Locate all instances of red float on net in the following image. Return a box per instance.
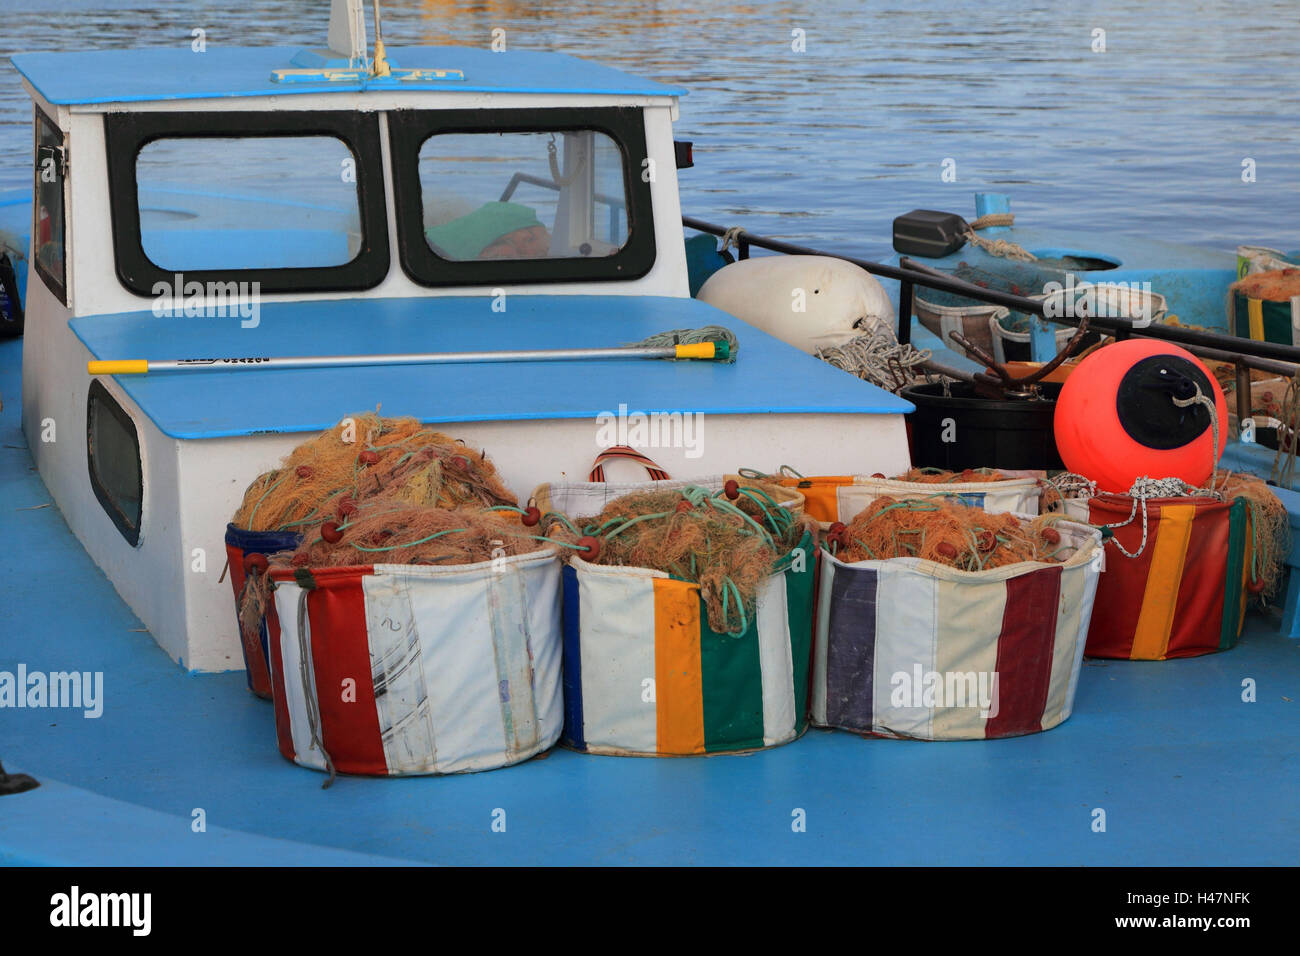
[1054,339,1227,493]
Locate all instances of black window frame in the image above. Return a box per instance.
[104,110,390,296]
[32,106,68,304]
[389,107,656,287]
[87,380,143,547]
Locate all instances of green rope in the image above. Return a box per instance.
[349,527,467,552]
[246,472,289,528]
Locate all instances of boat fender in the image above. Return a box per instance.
[697,255,895,355]
[1054,340,1227,493]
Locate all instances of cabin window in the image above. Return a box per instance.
[33,109,67,303]
[87,381,143,547]
[418,131,630,261]
[104,111,390,296]
[134,136,363,271]
[389,108,656,287]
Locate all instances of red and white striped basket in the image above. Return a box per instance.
[267,548,563,778]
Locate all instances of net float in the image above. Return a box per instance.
[1054,339,1227,492]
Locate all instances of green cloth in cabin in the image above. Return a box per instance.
[424,201,544,260]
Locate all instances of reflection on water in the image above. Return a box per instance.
[2,0,1298,258]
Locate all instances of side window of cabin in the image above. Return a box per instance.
[33,109,67,302]
[133,136,363,271]
[87,380,143,547]
[419,130,631,261]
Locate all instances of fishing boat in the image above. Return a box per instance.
[1,1,1297,868]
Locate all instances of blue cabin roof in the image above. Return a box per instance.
[10,45,687,105]
[70,295,912,440]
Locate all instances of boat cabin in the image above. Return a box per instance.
[9,15,912,671]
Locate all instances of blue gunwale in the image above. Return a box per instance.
[10,46,688,106]
[70,295,914,440]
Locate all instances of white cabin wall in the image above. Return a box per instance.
[641,104,689,298]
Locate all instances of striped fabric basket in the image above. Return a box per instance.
[224,523,302,699]
[561,530,815,756]
[774,472,1045,526]
[1230,268,1300,347]
[267,549,563,777]
[812,519,1104,740]
[1082,494,1250,660]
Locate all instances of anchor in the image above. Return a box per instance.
[947,316,1091,400]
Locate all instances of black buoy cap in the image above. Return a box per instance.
[1116,355,1214,450]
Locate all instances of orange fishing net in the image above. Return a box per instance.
[1231,268,1300,302]
[231,413,517,532]
[833,496,1073,570]
[1216,470,1290,603]
[894,467,1008,483]
[549,482,811,635]
[238,499,544,640]
[273,500,542,569]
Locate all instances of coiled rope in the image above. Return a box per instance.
[964,213,1037,262]
[814,326,933,391]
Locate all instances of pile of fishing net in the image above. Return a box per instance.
[1215,471,1290,603]
[549,482,812,635]
[829,496,1075,570]
[1230,268,1300,304]
[892,467,1010,483]
[231,413,523,650]
[231,413,517,533]
[273,501,544,570]
[238,499,545,642]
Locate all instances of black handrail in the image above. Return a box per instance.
[682,214,1298,426]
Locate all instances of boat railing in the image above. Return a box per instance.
[682,215,1298,427]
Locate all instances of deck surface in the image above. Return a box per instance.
[1,336,1297,866]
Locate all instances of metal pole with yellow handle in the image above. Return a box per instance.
[87,339,732,376]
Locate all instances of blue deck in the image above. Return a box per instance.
[10,46,686,105]
[2,335,1298,865]
[71,295,912,439]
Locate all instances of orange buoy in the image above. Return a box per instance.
[1054,340,1227,492]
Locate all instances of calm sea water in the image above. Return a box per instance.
[1,0,1297,260]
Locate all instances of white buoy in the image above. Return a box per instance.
[697,255,896,354]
